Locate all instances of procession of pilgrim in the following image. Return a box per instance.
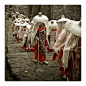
[11,11,81,81]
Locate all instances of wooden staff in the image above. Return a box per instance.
[71,42,79,81]
[38,37,39,65]
[71,48,75,80]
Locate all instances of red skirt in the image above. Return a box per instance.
[67,38,81,81]
[52,47,67,76]
[33,41,46,62]
[34,52,46,62]
[15,36,20,42]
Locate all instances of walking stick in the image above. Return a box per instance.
[28,41,30,58]
[38,38,39,65]
[53,50,61,80]
[70,48,75,81]
[71,42,79,81]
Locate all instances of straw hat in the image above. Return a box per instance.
[33,12,48,23]
[56,15,70,23]
[65,20,81,37]
[48,20,58,29]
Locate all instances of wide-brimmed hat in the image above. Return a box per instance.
[31,20,34,24]
[16,12,19,15]
[11,12,14,15]
[21,22,28,26]
[15,21,21,26]
[24,15,27,18]
[20,19,25,23]
[20,19,28,26]
[14,19,18,23]
[13,15,15,18]
[56,15,70,23]
[65,20,81,36]
[33,12,48,23]
[26,24,31,30]
[25,18,30,22]
[48,20,58,29]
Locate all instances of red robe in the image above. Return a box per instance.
[67,38,81,80]
[52,38,81,80]
[33,24,48,62]
[52,46,66,76]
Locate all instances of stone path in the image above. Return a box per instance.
[6,18,65,81]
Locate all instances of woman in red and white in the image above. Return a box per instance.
[21,23,31,51]
[52,15,70,78]
[14,20,21,42]
[18,19,28,49]
[47,20,58,52]
[15,12,20,18]
[62,20,81,81]
[31,12,49,64]
[12,19,18,36]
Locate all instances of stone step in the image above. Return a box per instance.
[7,52,28,58]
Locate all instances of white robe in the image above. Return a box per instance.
[18,26,28,40]
[53,22,66,54]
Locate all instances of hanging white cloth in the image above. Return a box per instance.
[31,12,49,46]
[53,21,68,54]
[62,20,81,69]
[62,32,80,68]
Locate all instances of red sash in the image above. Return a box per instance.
[51,29,57,31]
[37,26,46,31]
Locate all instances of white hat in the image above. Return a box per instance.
[65,20,81,37]
[25,18,30,22]
[20,21,28,26]
[31,20,34,24]
[11,12,14,15]
[16,12,19,14]
[13,15,15,17]
[48,20,58,29]
[21,14,23,16]
[18,18,22,21]
[14,19,18,23]
[20,19,25,23]
[26,24,31,30]
[15,21,21,26]
[33,12,48,23]
[24,15,27,17]
[56,15,70,23]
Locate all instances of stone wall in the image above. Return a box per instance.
[5,5,81,21]
[50,5,81,21]
[5,5,29,19]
